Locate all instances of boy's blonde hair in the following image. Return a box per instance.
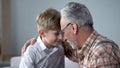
[36,8,61,32]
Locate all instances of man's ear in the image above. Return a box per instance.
[71,23,78,34]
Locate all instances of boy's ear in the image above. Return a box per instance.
[38,29,44,36]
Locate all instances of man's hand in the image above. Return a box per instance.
[21,37,37,56]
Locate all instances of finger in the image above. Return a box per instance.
[24,40,31,49]
[21,40,30,55]
[31,37,37,45]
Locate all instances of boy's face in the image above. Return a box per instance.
[43,30,62,47]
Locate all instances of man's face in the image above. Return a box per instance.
[43,30,62,47]
[60,18,78,49]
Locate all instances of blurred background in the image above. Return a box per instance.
[0,0,120,68]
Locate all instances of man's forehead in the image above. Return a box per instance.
[60,19,66,26]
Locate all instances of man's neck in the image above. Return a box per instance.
[76,27,93,48]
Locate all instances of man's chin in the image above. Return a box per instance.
[69,42,77,50]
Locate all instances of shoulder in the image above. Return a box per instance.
[20,45,37,65]
[91,40,120,58]
[23,43,38,57]
[25,41,42,53]
[89,41,120,66]
[24,45,34,55]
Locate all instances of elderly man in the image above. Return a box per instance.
[22,2,120,68]
[60,2,120,67]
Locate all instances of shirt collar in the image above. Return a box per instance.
[77,30,99,60]
[37,36,47,50]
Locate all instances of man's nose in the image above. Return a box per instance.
[58,34,67,42]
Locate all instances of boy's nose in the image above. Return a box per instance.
[58,34,63,41]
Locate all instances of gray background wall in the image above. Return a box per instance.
[8,1,120,67]
[10,0,120,56]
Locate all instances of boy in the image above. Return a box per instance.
[19,8,64,68]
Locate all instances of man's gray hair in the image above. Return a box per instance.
[61,2,93,28]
